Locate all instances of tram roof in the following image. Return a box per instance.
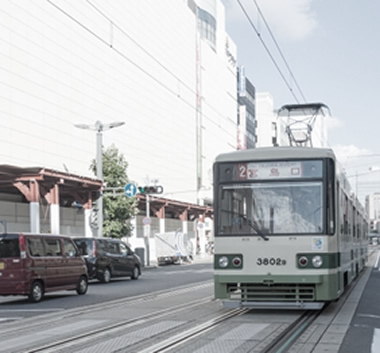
[215,147,336,163]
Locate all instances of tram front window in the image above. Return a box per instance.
[218,181,324,235]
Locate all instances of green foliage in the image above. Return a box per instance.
[91,144,138,238]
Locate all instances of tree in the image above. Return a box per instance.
[90,144,138,238]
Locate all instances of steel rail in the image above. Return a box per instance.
[260,254,378,353]
[0,280,212,337]
[25,295,215,353]
[138,308,249,353]
[261,310,319,353]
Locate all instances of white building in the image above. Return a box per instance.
[0,1,238,257]
[255,92,280,147]
[366,193,380,232]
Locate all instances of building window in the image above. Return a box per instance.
[197,7,216,49]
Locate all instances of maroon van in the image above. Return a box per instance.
[0,233,88,302]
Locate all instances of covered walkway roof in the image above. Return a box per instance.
[0,165,102,207]
[0,165,214,221]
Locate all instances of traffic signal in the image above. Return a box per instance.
[138,185,164,194]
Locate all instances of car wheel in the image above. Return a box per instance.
[131,265,140,280]
[101,268,111,283]
[76,275,88,295]
[29,281,44,303]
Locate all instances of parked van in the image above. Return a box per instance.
[73,237,141,283]
[0,233,88,302]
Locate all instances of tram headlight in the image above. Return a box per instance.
[218,256,229,268]
[312,255,323,268]
[232,256,242,267]
[299,256,308,267]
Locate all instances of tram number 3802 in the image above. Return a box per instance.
[256,258,287,266]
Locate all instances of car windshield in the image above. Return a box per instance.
[218,181,324,235]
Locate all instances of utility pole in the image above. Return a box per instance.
[144,194,150,266]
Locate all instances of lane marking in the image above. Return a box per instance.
[0,318,23,322]
[375,251,380,269]
[372,328,380,353]
[0,308,64,312]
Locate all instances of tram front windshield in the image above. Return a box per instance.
[218,181,324,235]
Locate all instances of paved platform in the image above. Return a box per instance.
[310,248,380,353]
[143,253,214,268]
[339,262,380,353]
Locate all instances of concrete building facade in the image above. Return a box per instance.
[237,66,256,150]
[0,0,238,259]
[366,193,380,232]
[255,92,279,147]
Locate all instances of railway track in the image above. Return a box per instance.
[1,259,374,353]
[0,281,215,353]
[0,281,212,336]
[22,301,313,353]
[27,296,218,353]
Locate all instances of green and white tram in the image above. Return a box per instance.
[213,147,368,309]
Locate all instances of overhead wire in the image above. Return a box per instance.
[235,1,379,200]
[251,0,307,103]
[236,0,303,104]
[47,0,238,138]
[236,1,333,147]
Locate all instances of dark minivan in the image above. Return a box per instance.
[0,233,88,302]
[73,237,142,283]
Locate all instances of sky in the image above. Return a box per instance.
[221,0,380,203]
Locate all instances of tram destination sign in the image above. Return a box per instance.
[235,160,323,180]
[238,161,301,180]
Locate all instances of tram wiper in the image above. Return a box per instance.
[239,214,269,241]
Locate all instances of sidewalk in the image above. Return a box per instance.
[338,265,380,353]
[143,253,214,269]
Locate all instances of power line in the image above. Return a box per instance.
[251,0,307,103]
[47,0,236,137]
[236,0,304,104]
[85,0,242,128]
[86,0,195,96]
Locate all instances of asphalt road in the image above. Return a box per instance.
[0,262,213,321]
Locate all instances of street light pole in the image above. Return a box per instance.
[96,125,104,238]
[74,120,125,237]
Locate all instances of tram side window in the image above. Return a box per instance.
[338,183,343,235]
[326,159,335,235]
[344,195,349,236]
[349,201,354,237]
[355,211,358,238]
[218,187,246,234]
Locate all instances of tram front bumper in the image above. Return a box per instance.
[214,273,340,303]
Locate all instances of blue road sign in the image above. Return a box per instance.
[124,183,137,198]
[143,217,151,225]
